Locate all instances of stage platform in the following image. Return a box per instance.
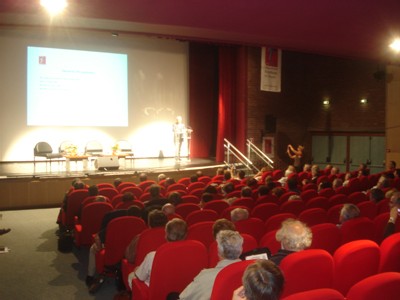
[0,157,225,210]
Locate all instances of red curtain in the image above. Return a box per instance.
[216,46,247,162]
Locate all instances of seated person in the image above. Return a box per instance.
[231,208,249,222]
[369,187,385,203]
[127,218,188,289]
[337,203,360,227]
[232,259,284,300]
[269,218,312,265]
[384,192,400,238]
[179,230,243,300]
[125,209,168,264]
[86,205,143,290]
[212,219,236,239]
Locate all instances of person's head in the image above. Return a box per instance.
[204,184,218,194]
[285,166,295,177]
[389,160,397,170]
[168,191,182,206]
[113,178,122,188]
[216,230,243,260]
[165,177,176,187]
[258,185,270,196]
[122,192,134,202]
[238,170,246,180]
[275,219,312,251]
[231,208,249,222]
[148,209,168,228]
[288,195,301,201]
[158,173,167,182]
[212,219,236,239]
[222,182,235,195]
[224,170,232,181]
[88,185,99,196]
[162,203,176,216]
[127,205,143,218]
[241,186,253,197]
[339,203,360,223]
[246,178,258,189]
[297,145,304,152]
[271,187,285,198]
[369,188,385,203]
[94,195,106,202]
[139,172,148,182]
[330,167,340,175]
[73,180,85,190]
[287,178,298,191]
[200,192,214,208]
[332,178,343,189]
[389,192,400,209]
[165,218,188,242]
[242,260,284,300]
[303,164,311,172]
[148,184,161,198]
[190,175,198,183]
[216,167,224,175]
[311,165,320,177]
[319,181,332,190]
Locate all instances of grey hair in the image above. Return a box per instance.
[275,219,312,251]
[230,208,249,222]
[216,230,243,260]
[340,203,360,222]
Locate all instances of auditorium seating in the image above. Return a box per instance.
[298,208,328,227]
[310,223,341,255]
[250,202,280,222]
[282,288,345,300]
[203,200,230,216]
[185,209,219,226]
[379,232,400,273]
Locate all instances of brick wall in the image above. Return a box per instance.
[247,47,386,167]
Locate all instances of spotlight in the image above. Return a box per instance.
[389,38,400,53]
[360,98,367,104]
[40,0,68,16]
[323,99,330,105]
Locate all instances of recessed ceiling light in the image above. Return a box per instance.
[40,0,68,16]
[389,38,400,53]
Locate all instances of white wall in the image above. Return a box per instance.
[0,26,188,161]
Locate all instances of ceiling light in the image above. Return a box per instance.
[360,98,367,104]
[323,99,330,105]
[389,38,400,53]
[40,0,68,16]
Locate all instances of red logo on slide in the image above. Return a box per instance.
[39,56,46,65]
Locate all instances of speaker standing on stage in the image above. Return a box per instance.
[173,116,186,160]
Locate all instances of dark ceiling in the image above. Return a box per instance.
[1,0,400,62]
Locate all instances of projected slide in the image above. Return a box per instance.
[27,46,128,126]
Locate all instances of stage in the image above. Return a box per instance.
[0,157,224,210]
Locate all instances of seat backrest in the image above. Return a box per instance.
[197,176,212,185]
[340,217,375,244]
[134,227,167,268]
[327,204,344,224]
[333,239,380,295]
[231,197,255,210]
[264,213,296,232]
[210,260,255,300]
[319,187,335,199]
[185,209,219,226]
[373,212,390,244]
[348,191,368,205]
[234,218,265,241]
[177,177,191,186]
[328,194,348,208]
[280,249,334,298]
[98,187,119,200]
[148,240,208,300]
[63,189,89,228]
[254,194,279,205]
[282,288,345,300]
[187,221,215,248]
[298,208,328,227]
[34,141,53,155]
[175,203,201,219]
[250,202,280,222]
[120,186,143,199]
[300,189,318,202]
[357,201,377,219]
[203,200,230,216]
[277,191,297,206]
[309,223,341,255]
[77,202,114,246]
[116,182,136,193]
[187,181,206,193]
[138,180,157,192]
[305,196,329,210]
[115,200,143,210]
[103,216,147,266]
[280,200,306,216]
[97,183,115,189]
[346,272,400,300]
[85,140,103,155]
[379,232,400,273]
[376,198,390,215]
[259,229,280,255]
[181,194,200,204]
[167,183,187,193]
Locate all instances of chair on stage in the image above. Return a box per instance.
[33,141,63,172]
[116,140,134,168]
[85,140,103,168]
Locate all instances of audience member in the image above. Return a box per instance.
[139,172,148,182]
[231,208,249,222]
[157,173,167,183]
[113,178,122,189]
[384,192,400,238]
[200,193,215,208]
[212,219,236,239]
[310,164,320,184]
[87,205,143,292]
[232,259,284,300]
[142,184,168,222]
[167,191,182,206]
[332,178,343,191]
[125,209,168,264]
[269,218,312,265]
[127,218,188,289]
[179,230,243,300]
[162,203,176,218]
[338,203,360,227]
[287,144,304,172]
[369,187,385,203]
[241,186,253,198]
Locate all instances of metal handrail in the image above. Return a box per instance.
[224,138,258,172]
[246,139,274,169]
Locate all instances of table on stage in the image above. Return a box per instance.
[64,155,89,172]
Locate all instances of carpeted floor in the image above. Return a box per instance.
[0,208,118,300]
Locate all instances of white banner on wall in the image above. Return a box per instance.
[260,47,282,92]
